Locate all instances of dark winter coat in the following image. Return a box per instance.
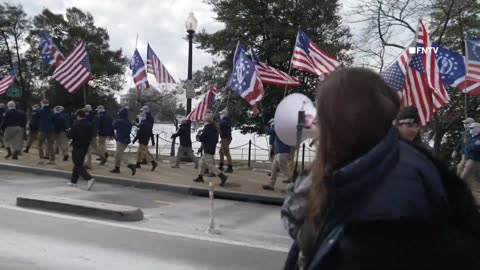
[53,113,68,133]
[171,122,192,147]
[145,112,155,145]
[268,128,290,154]
[62,111,71,129]
[113,108,132,145]
[199,123,218,155]
[68,118,94,148]
[96,112,114,137]
[133,120,151,145]
[38,105,54,133]
[464,132,480,161]
[220,117,232,140]
[0,108,5,126]
[86,111,98,136]
[1,109,25,130]
[282,128,480,270]
[30,109,40,132]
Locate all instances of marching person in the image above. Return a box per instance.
[0,103,5,148]
[193,112,228,186]
[1,101,25,160]
[85,104,105,168]
[139,105,155,164]
[37,99,55,164]
[96,105,114,163]
[53,106,69,161]
[218,110,233,173]
[24,104,40,153]
[67,109,95,190]
[132,112,158,171]
[282,67,480,269]
[171,119,198,169]
[453,117,475,176]
[111,107,136,175]
[262,125,292,191]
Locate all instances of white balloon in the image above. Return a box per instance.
[274,93,317,146]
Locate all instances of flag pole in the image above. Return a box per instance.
[284,31,299,97]
[464,35,469,119]
[83,84,87,106]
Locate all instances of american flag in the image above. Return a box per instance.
[227,46,264,109]
[186,86,218,121]
[130,48,149,92]
[40,32,65,67]
[291,31,341,78]
[52,41,93,94]
[465,39,480,83]
[382,49,438,126]
[147,44,175,84]
[0,66,17,95]
[415,19,449,106]
[250,48,300,87]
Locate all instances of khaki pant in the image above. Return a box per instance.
[175,145,198,168]
[86,137,102,167]
[114,142,132,167]
[199,154,219,176]
[38,132,55,161]
[460,159,480,185]
[26,131,38,148]
[4,126,24,152]
[219,138,232,165]
[137,144,152,163]
[54,132,69,156]
[267,153,292,187]
[98,136,107,157]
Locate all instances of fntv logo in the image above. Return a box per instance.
[408,47,439,54]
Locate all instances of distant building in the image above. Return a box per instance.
[120,88,139,109]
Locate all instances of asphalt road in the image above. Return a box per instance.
[0,170,291,269]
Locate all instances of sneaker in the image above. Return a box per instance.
[193,175,204,183]
[68,182,78,187]
[262,185,274,191]
[151,161,158,171]
[87,178,95,190]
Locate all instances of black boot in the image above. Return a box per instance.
[127,164,137,175]
[63,155,69,161]
[218,163,224,171]
[151,160,158,171]
[5,148,12,159]
[141,158,147,165]
[218,173,228,186]
[225,165,233,173]
[136,162,142,168]
[193,175,204,183]
[99,157,107,165]
[23,146,30,153]
[105,152,108,160]
[11,150,19,160]
[110,166,120,174]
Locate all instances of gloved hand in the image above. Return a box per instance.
[451,151,458,159]
[170,135,175,139]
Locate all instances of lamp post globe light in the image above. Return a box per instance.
[185,12,197,114]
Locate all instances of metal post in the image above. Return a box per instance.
[156,134,159,160]
[83,85,87,106]
[186,30,194,114]
[248,140,252,168]
[302,143,305,171]
[207,182,221,235]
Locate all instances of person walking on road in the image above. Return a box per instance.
[111,108,136,175]
[171,119,198,169]
[132,113,158,171]
[262,126,292,191]
[193,112,228,186]
[53,106,70,161]
[218,110,233,173]
[1,101,26,160]
[24,104,40,153]
[67,109,95,190]
[96,105,113,163]
[139,105,155,164]
[37,99,55,164]
[85,104,105,168]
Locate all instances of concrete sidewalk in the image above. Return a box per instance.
[0,148,287,205]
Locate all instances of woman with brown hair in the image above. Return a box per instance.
[281,67,480,270]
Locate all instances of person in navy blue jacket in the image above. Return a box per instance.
[282,67,480,270]
[53,106,69,161]
[96,105,114,164]
[139,105,155,164]
[262,124,291,191]
[0,103,6,148]
[110,108,136,175]
[132,113,158,171]
[1,101,25,159]
[84,104,105,168]
[24,104,40,153]
[37,99,55,163]
[218,110,233,173]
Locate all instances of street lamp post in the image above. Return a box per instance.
[185,12,197,114]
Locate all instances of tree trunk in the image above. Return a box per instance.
[14,33,28,109]
[1,30,14,68]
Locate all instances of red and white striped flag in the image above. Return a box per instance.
[291,31,341,78]
[147,44,176,84]
[465,39,480,83]
[250,48,300,86]
[52,41,93,94]
[416,19,449,106]
[186,86,218,121]
[0,66,17,95]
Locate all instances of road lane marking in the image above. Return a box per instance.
[0,204,290,253]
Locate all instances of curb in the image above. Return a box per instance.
[0,163,285,206]
[17,195,144,221]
